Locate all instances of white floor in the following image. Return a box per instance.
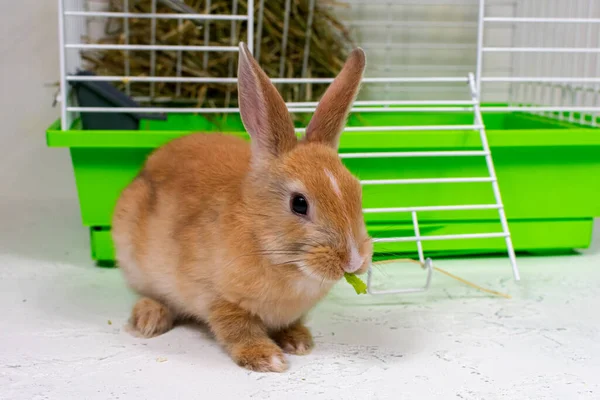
[1,180,599,400]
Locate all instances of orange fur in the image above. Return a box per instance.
[112,43,372,372]
[271,320,314,355]
[130,297,174,338]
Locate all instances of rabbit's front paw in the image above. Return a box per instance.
[272,322,314,355]
[129,297,174,338]
[232,340,288,372]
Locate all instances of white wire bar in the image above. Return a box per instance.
[482,77,600,83]
[362,42,476,51]
[363,204,501,214]
[80,94,475,111]
[224,0,239,107]
[123,0,131,96]
[295,125,482,133]
[469,74,520,281]
[367,258,433,296]
[412,212,425,264]
[569,1,582,122]
[360,177,494,185]
[175,17,183,96]
[367,212,431,296]
[58,0,68,130]
[481,106,600,112]
[521,0,535,111]
[287,100,476,107]
[279,0,292,78]
[484,17,600,23]
[475,0,485,100]
[64,44,238,51]
[484,47,600,53]
[150,0,157,98]
[63,11,249,20]
[247,0,253,54]
[374,232,508,243]
[301,0,316,78]
[66,106,478,114]
[551,0,566,120]
[349,20,477,28]
[580,0,595,124]
[345,0,513,4]
[65,76,468,84]
[254,0,265,59]
[593,0,600,127]
[383,5,394,101]
[506,0,519,107]
[339,151,488,159]
[536,1,550,118]
[202,0,211,70]
[559,0,572,121]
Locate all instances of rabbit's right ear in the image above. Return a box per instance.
[237,42,297,161]
[304,48,366,150]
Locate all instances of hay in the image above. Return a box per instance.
[81,0,353,109]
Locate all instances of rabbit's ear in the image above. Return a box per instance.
[304,48,366,150]
[237,42,297,159]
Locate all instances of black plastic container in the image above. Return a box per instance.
[70,70,166,130]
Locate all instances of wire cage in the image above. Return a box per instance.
[51,0,600,294]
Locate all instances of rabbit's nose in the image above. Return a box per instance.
[343,245,363,273]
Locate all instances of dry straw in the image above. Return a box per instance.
[82,0,353,109]
[373,258,512,299]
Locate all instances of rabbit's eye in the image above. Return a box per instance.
[291,194,308,216]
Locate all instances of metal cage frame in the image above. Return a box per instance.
[56,0,600,294]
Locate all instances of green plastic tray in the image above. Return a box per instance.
[47,110,600,262]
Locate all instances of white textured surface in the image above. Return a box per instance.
[0,194,599,399]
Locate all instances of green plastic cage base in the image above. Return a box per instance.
[47,109,600,263]
[88,219,595,263]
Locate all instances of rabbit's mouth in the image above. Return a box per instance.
[295,261,339,283]
[289,235,373,282]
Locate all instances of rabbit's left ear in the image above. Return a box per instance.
[237,42,297,160]
[304,48,366,150]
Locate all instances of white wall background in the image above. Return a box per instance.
[0,0,88,263]
[0,1,76,201]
